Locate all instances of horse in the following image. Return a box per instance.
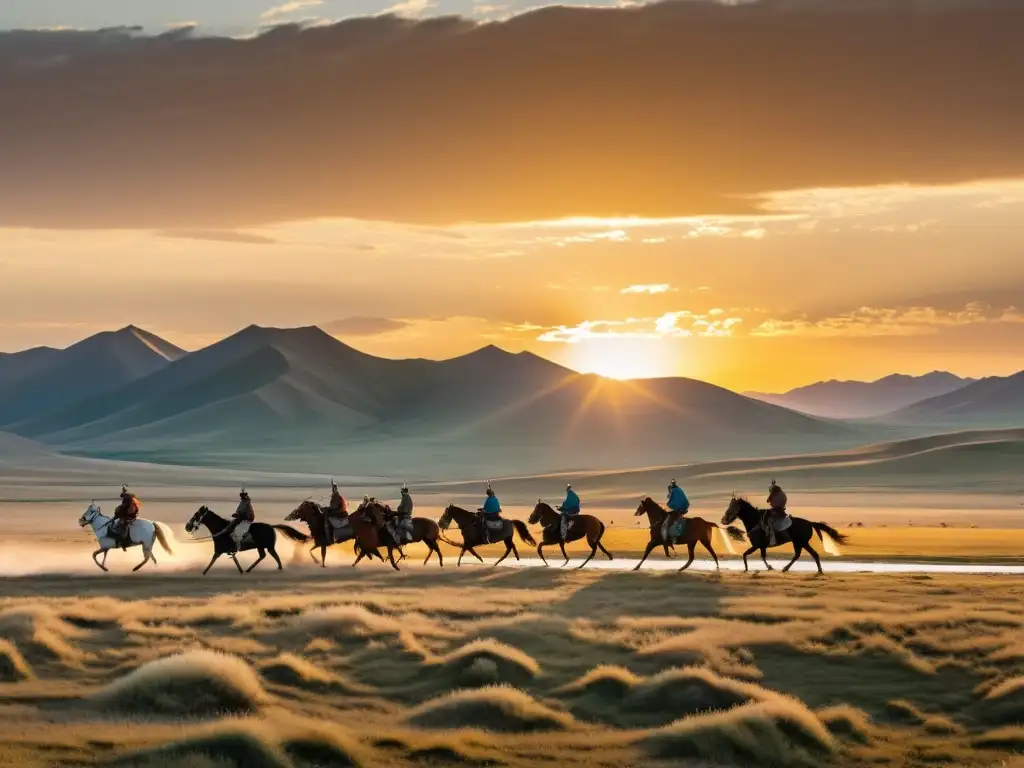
[367,501,455,568]
[78,503,175,572]
[344,503,407,570]
[721,496,848,574]
[184,505,308,575]
[285,499,358,567]
[527,500,613,568]
[634,497,745,572]
[438,504,536,566]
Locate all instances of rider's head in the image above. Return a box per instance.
[668,479,677,489]
[486,482,495,497]
[240,488,249,500]
[331,478,338,492]
[401,483,409,494]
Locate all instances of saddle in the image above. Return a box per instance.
[482,517,505,543]
[326,517,351,543]
[761,511,791,546]
[661,516,687,542]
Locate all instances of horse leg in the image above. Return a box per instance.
[92,549,109,572]
[203,552,221,575]
[308,544,320,564]
[423,546,433,565]
[663,543,674,558]
[760,547,773,571]
[387,546,400,571]
[132,548,152,572]
[511,540,520,561]
[269,547,283,570]
[634,540,657,571]
[701,536,720,570]
[246,548,267,573]
[597,535,613,560]
[803,541,823,574]
[677,542,696,572]
[468,547,484,563]
[352,550,366,567]
[741,545,757,572]
[577,539,598,570]
[435,541,444,567]
[232,554,244,574]
[537,542,550,566]
[493,541,513,566]
[559,541,569,567]
[457,547,466,567]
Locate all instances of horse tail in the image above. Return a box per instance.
[726,525,747,543]
[709,522,736,555]
[812,522,847,555]
[273,524,310,543]
[512,519,536,546]
[154,522,175,555]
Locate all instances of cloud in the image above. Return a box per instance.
[159,230,279,245]
[2,1,1023,229]
[320,317,411,336]
[751,303,1024,338]
[261,0,323,20]
[536,310,742,343]
[620,284,675,295]
[382,0,438,17]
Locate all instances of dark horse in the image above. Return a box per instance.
[721,496,849,574]
[367,501,456,568]
[438,504,536,566]
[527,501,613,569]
[285,500,358,567]
[347,503,401,570]
[185,505,309,575]
[634,497,746,572]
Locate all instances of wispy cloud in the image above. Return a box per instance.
[159,230,278,245]
[620,284,675,295]
[535,310,742,343]
[260,0,322,21]
[382,0,437,17]
[751,303,1024,338]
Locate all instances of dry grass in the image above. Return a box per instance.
[92,651,269,718]
[0,568,1020,766]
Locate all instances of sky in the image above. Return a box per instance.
[2,0,1023,393]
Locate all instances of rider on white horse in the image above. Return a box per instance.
[78,501,172,572]
[112,485,141,550]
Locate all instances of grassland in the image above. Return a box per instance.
[0,566,1022,767]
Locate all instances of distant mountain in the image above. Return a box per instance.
[884,370,1024,427]
[0,326,186,427]
[746,371,974,419]
[11,325,871,476]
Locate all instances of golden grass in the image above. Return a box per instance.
[93,650,269,717]
[0,569,1020,766]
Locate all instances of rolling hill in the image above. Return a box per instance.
[10,325,875,476]
[746,371,973,419]
[884,371,1024,427]
[0,326,185,427]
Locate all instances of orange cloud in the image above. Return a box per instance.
[2,0,1023,229]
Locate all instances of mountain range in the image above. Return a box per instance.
[745,372,975,419]
[1,325,1022,477]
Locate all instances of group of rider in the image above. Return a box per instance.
[109,476,790,550]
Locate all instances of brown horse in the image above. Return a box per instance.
[366,501,456,567]
[438,504,536,566]
[348,503,399,570]
[285,500,358,567]
[634,497,745,572]
[527,501,613,568]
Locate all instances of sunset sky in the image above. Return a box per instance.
[2,1,1023,392]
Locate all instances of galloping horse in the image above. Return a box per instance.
[285,500,356,567]
[78,503,174,572]
[438,504,536,566]
[347,503,399,570]
[634,497,745,572]
[185,506,308,575]
[367,501,454,568]
[528,501,612,568]
[722,496,848,574]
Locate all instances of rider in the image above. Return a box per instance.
[479,482,502,540]
[112,485,140,550]
[557,483,581,541]
[390,483,414,544]
[663,478,690,541]
[324,478,348,542]
[224,488,256,552]
[764,479,788,541]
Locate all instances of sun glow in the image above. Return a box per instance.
[569,339,673,380]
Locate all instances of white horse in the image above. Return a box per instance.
[77,503,174,572]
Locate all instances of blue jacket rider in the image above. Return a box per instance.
[481,483,502,516]
[664,479,690,539]
[559,484,581,514]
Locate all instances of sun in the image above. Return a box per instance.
[570,339,670,380]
